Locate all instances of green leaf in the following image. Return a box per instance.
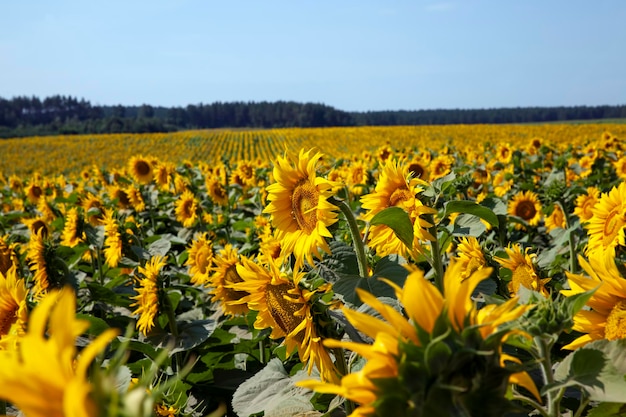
[587,403,626,417]
[148,237,172,257]
[450,213,487,237]
[333,256,408,306]
[314,240,360,282]
[562,286,598,317]
[442,200,499,227]
[370,207,414,250]
[75,314,111,336]
[147,319,217,355]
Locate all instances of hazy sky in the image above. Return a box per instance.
[2,1,625,112]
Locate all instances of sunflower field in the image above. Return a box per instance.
[2,124,626,417]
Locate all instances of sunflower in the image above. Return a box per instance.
[154,162,174,191]
[131,255,167,335]
[174,190,199,228]
[0,265,28,350]
[429,154,454,180]
[492,167,514,197]
[27,230,56,297]
[129,155,154,184]
[22,216,50,239]
[584,182,626,259]
[298,261,537,415]
[507,190,542,229]
[263,149,339,268]
[205,176,229,206]
[346,160,369,196]
[207,244,250,316]
[0,287,118,417]
[25,182,44,204]
[232,256,339,382]
[127,185,146,212]
[0,237,19,277]
[561,253,626,349]
[61,207,86,248]
[496,143,513,163]
[454,236,487,280]
[494,243,551,297]
[573,186,600,223]
[360,158,436,259]
[545,203,566,233]
[612,156,626,181]
[82,194,105,226]
[102,209,123,268]
[231,160,257,189]
[185,233,214,286]
[406,158,429,182]
[108,185,132,209]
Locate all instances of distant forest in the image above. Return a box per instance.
[1,95,625,138]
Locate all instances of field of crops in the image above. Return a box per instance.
[2,123,626,417]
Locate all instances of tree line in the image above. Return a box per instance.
[1,95,625,138]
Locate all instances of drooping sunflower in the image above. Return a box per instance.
[154,162,174,191]
[298,261,537,416]
[61,207,86,248]
[131,255,167,335]
[82,194,105,226]
[494,243,551,297]
[454,236,488,279]
[507,190,543,229]
[0,287,118,417]
[584,182,626,259]
[175,190,199,228]
[185,233,214,286]
[22,216,50,239]
[108,185,132,210]
[360,158,436,259]
[128,155,154,184]
[573,186,600,223]
[205,176,229,207]
[545,203,566,233]
[207,244,250,317]
[232,256,339,382]
[27,229,56,297]
[0,265,28,350]
[263,149,339,269]
[562,253,626,349]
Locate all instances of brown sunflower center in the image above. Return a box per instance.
[389,187,412,207]
[408,163,425,179]
[134,160,151,177]
[223,265,248,301]
[30,185,43,198]
[31,220,48,238]
[266,282,303,340]
[602,208,625,248]
[0,246,15,276]
[292,181,319,233]
[515,201,537,221]
[181,199,194,217]
[605,300,626,340]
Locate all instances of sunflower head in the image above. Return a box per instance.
[263,148,339,268]
[495,244,551,297]
[0,237,19,277]
[0,265,28,349]
[129,155,154,184]
[507,190,542,229]
[584,182,626,260]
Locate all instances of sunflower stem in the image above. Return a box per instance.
[333,347,356,415]
[427,221,444,292]
[0,401,5,416]
[335,198,369,278]
[511,394,549,417]
[534,335,560,417]
[557,200,577,274]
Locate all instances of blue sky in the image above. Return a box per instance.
[1,1,625,112]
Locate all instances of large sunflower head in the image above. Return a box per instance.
[360,158,436,258]
[205,175,229,207]
[494,243,551,297]
[507,190,543,229]
[263,148,339,269]
[584,182,626,260]
[61,207,86,248]
[562,252,626,349]
[298,261,536,415]
[454,236,487,280]
[232,256,339,382]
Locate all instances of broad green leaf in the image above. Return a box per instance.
[148,237,172,257]
[370,206,414,250]
[442,200,499,227]
[147,319,217,355]
[450,213,487,237]
[75,313,111,336]
[314,240,360,282]
[587,403,626,417]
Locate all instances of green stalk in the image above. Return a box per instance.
[534,335,560,417]
[426,216,444,292]
[334,198,369,278]
[333,347,356,415]
[557,200,577,274]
